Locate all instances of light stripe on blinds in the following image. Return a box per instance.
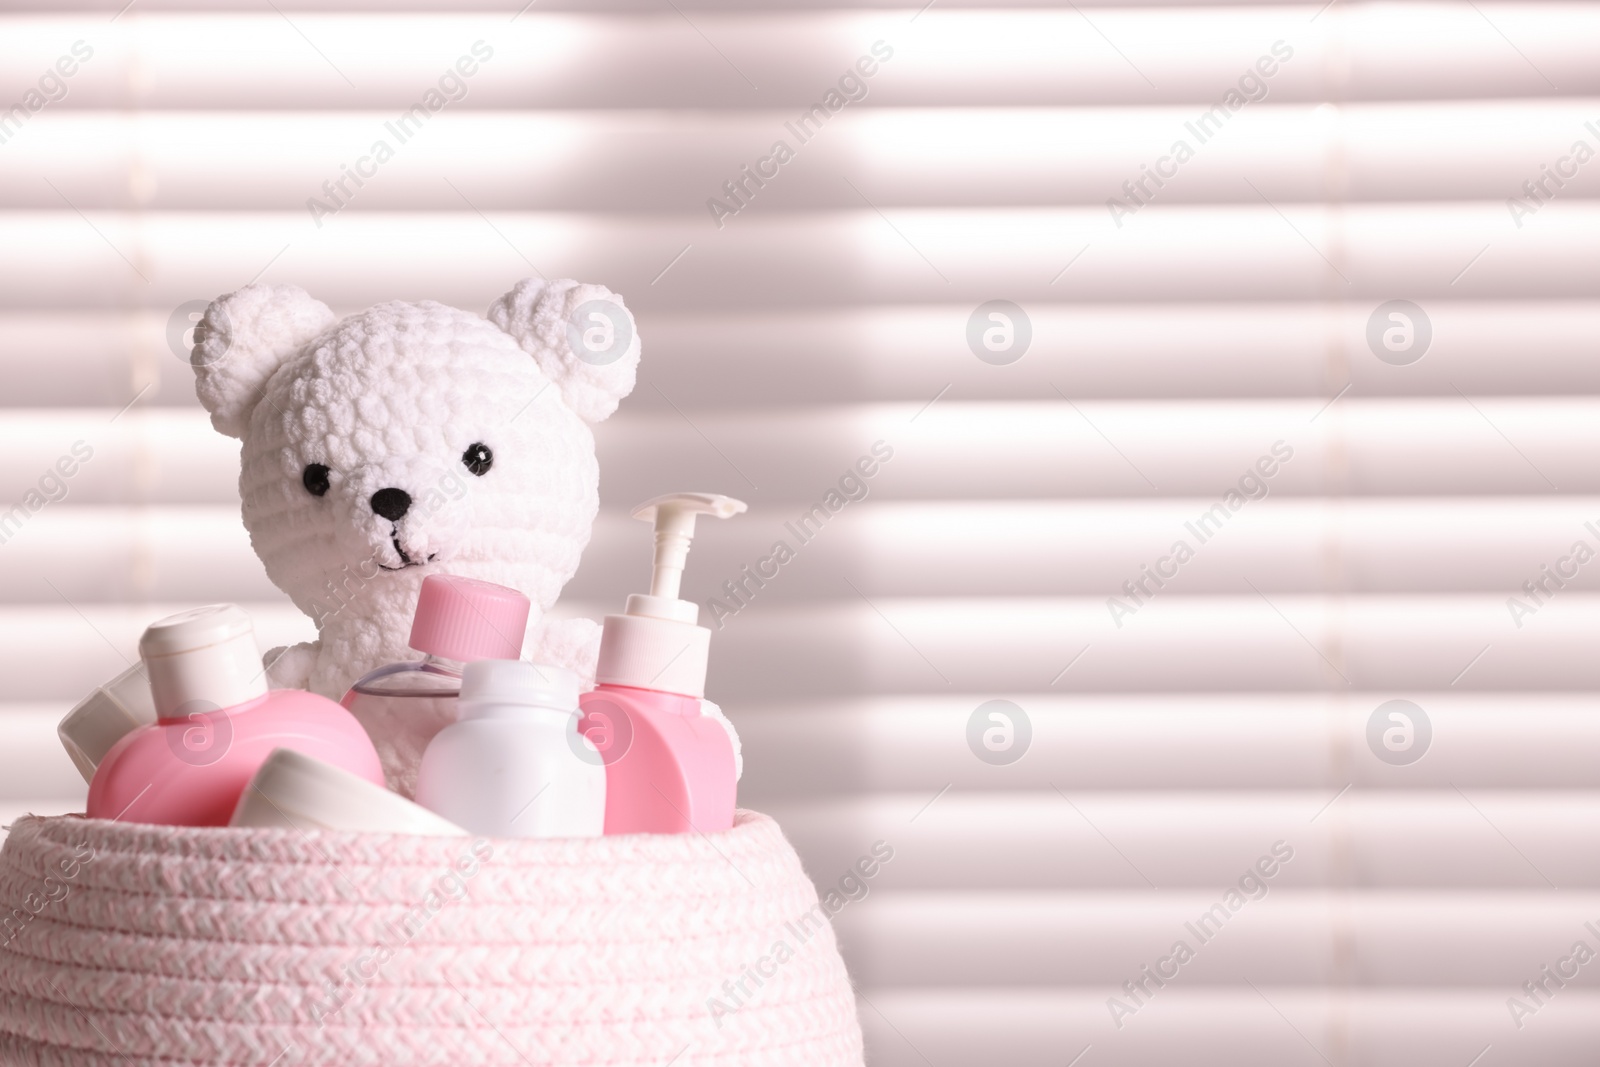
[7,303,1600,406]
[1,208,1597,305]
[2,7,1598,106]
[3,105,1600,209]
[1,2,1598,1064]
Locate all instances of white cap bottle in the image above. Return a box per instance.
[414,660,606,838]
[85,604,386,827]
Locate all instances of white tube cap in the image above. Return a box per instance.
[58,663,158,782]
[139,604,266,718]
[460,660,580,712]
[230,748,466,835]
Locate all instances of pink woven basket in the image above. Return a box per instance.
[0,810,864,1066]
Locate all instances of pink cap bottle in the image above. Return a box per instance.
[343,574,531,797]
[84,604,384,827]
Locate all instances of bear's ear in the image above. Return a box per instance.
[486,278,641,424]
[191,283,336,438]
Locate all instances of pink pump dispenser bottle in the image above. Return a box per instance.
[342,574,531,797]
[85,605,383,827]
[580,492,746,835]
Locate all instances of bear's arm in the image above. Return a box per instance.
[699,699,742,782]
[263,641,318,691]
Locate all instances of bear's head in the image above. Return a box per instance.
[191,278,639,696]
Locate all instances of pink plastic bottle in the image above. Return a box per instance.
[85,605,383,827]
[580,493,744,835]
[342,574,531,797]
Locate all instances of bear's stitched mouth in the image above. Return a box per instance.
[379,536,438,572]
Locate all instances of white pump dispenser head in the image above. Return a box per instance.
[594,492,746,697]
[640,493,747,601]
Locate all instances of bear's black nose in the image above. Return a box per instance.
[370,487,412,522]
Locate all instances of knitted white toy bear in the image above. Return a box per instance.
[190,278,636,705]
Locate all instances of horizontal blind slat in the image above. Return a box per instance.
[2,7,1597,109]
[6,301,1600,408]
[0,206,1593,311]
[6,103,1600,210]
[855,988,1591,1067]
[835,890,1600,986]
[767,790,1600,889]
[731,696,1600,797]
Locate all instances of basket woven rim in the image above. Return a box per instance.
[2,808,783,872]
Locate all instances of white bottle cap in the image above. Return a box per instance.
[139,604,267,718]
[593,493,746,698]
[58,663,159,782]
[230,748,466,836]
[460,660,580,712]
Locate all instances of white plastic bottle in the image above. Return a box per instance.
[414,661,605,838]
[342,574,531,797]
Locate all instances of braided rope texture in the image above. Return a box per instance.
[0,811,864,1066]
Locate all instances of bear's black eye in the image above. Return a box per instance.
[462,442,493,476]
[302,463,331,497]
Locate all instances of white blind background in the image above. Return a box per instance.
[3,1,1600,1063]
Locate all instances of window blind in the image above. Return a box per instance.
[2,2,1598,1063]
